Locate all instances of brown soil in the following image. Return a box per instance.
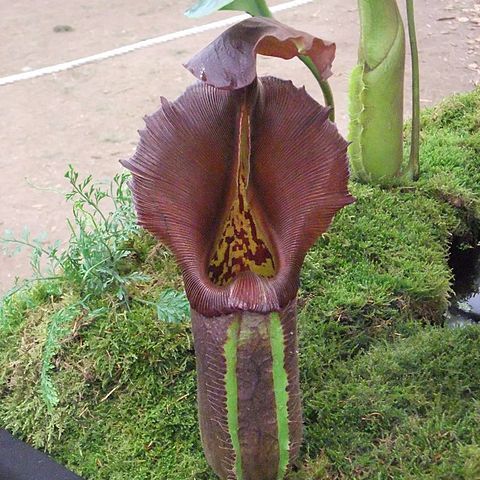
[1,0,479,294]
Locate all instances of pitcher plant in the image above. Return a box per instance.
[122,17,353,480]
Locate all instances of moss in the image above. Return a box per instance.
[408,86,480,220]
[0,87,479,479]
[299,326,480,479]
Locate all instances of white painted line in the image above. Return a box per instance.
[0,0,314,87]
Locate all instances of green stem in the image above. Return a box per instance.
[299,55,335,121]
[405,0,420,180]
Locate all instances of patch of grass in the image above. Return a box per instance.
[298,326,480,479]
[0,87,479,479]
[407,86,480,220]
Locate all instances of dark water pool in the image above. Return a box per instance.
[447,240,480,327]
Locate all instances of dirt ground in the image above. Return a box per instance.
[0,0,479,295]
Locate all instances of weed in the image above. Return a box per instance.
[1,166,146,304]
[40,304,82,409]
[135,288,190,324]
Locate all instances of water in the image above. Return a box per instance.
[446,240,480,327]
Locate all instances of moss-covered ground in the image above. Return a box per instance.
[1,88,479,479]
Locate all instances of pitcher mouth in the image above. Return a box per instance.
[207,87,278,288]
[121,18,353,318]
[122,77,352,317]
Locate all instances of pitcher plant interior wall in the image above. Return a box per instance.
[122,17,353,480]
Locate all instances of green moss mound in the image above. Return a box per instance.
[1,87,480,479]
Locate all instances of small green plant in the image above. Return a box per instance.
[1,166,144,304]
[62,166,146,302]
[40,304,82,410]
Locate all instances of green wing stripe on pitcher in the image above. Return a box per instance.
[224,319,243,480]
[270,313,290,479]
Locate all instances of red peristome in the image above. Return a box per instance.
[121,78,353,317]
